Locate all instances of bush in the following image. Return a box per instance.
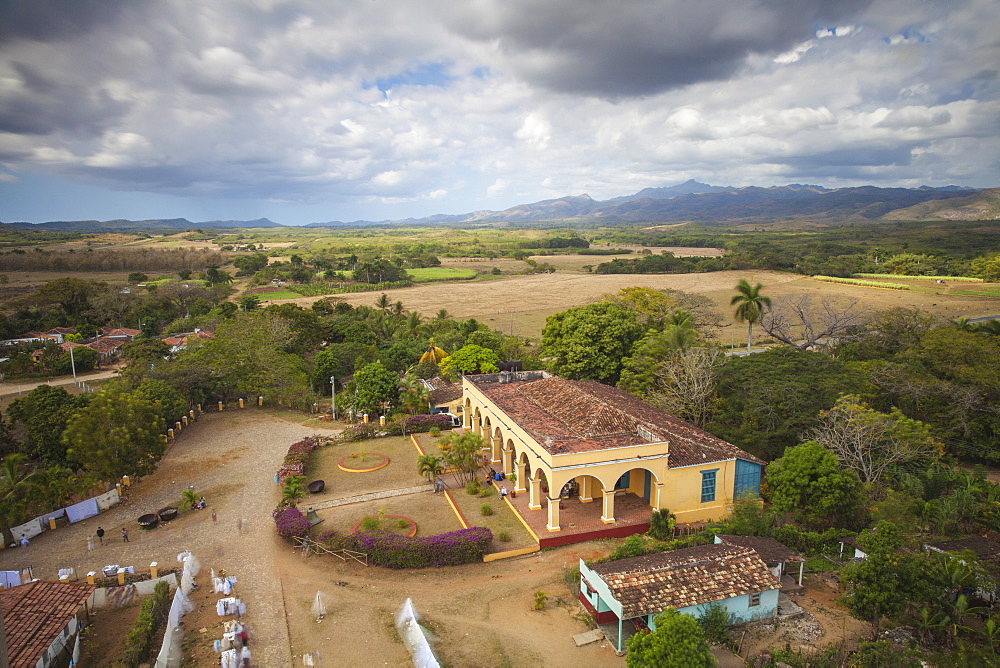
[428,427,441,437]
[534,591,548,610]
[272,507,311,539]
[498,531,511,542]
[317,527,492,569]
[404,414,454,433]
[697,603,734,648]
[277,436,325,482]
[648,508,676,541]
[465,481,481,495]
[360,516,381,531]
[480,504,494,516]
[771,525,854,555]
[121,580,171,667]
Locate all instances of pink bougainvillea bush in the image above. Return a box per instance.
[317,527,492,568]
[277,436,324,483]
[273,507,311,540]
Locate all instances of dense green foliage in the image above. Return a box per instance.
[122,580,171,668]
[541,302,645,384]
[626,608,715,667]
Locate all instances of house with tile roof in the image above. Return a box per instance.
[423,377,463,416]
[0,579,96,668]
[579,543,781,651]
[715,534,806,587]
[460,371,764,543]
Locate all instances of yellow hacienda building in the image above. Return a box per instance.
[460,371,763,546]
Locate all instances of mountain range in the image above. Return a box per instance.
[3,181,996,232]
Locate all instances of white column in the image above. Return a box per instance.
[579,476,594,502]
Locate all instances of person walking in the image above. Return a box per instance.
[96,526,105,545]
[121,528,129,543]
[87,535,95,551]
[211,509,217,523]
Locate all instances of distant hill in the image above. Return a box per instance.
[881,187,1000,221]
[2,182,991,232]
[3,217,283,232]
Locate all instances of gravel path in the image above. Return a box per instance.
[0,409,339,667]
[304,484,432,511]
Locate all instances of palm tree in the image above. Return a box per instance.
[375,293,391,312]
[730,279,771,352]
[398,375,430,414]
[181,489,200,510]
[416,454,445,483]
[0,454,38,503]
[281,475,307,507]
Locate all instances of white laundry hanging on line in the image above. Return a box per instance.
[216,597,244,616]
[220,648,238,668]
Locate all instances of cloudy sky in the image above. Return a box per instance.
[0,0,997,226]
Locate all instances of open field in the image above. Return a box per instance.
[272,269,1000,340]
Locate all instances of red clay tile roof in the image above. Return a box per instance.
[467,373,762,467]
[715,535,805,564]
[0,580,95,667]
[87,338,126,354]
[425,377,462,405]
[589,543,780,619]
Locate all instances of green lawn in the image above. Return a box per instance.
[407,267,477,282]
[256,289,302,300]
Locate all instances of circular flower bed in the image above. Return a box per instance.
[352,515,417,538]
[337,452,389,472]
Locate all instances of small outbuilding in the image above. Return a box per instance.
[714,534,806,587]
[924,536,1000,603]
[579,543,781,651]
[0,579,96,667]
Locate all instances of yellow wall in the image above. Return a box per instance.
[662,460,737,523]
[463,377,739,524]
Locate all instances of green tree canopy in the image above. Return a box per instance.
[353,360,398,416]
[439,344,501,376]
[765,440,867,530]
[62,391,166,481]
[708,347,870,462]
[133,378,189,427]
[7,385,90,465]
[626,608,715,667]
[541,302,645,384]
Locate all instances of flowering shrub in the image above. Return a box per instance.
[338,420,403,442]
[404,414,454,433]
[317,526,492,568]
[273,507,311,539]
[277,436,324,482]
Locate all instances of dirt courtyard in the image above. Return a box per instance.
[0,409,625,667]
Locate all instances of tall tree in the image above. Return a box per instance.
[765,440,867,530]
[808,395,943,485]
[7,385,90,465]
[62,391,166,481]
[353,360,398,416]
[541,302,645,384]
[730,279,771,352]
[439,344,501,377]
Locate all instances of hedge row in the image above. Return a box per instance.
[813,275,910,291]
[404,414,455,433]
[317,527,493,568]
[852,273,983,282]
[122,580,171,667]
[771,525,855,555]
[277,436,326,482]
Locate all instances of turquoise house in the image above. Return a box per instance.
[579,543,780,651]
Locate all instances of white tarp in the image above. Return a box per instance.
[0,571,22,588]
[65,498,100,523]
[94,488,120,511]
[395,598,440,668]
[11,517,44,540]
[155,552,197,668]
[38,508,65,522]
